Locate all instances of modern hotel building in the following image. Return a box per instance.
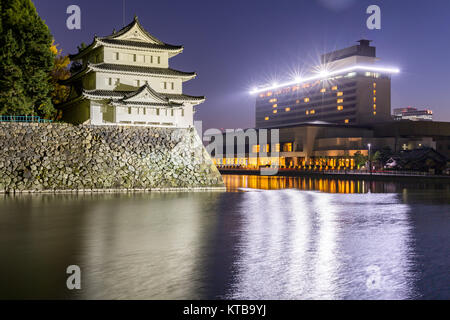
[207,41,450,170]
[254,40,396,128]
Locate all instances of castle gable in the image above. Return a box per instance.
[122,84,169,104]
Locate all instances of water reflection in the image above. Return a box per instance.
[223,174,450,194]
[226,189,417,299]
[0,193,220,299]
[0,177,448,299]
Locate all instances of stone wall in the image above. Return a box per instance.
[0,123,224,192]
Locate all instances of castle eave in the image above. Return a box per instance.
[90,63,197,80]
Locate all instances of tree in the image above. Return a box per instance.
[378,146,393,164]
[353,151,367,169]
[0,0,55,118]
[50,41,70,119]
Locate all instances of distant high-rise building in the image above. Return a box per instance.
[252,40,399,128]
[393,107,433,121]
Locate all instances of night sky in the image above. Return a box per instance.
[34,0,450,130]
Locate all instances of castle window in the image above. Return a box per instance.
[156,109,160,116]
[128,107,132,114]
[182,109,185,117]
[157,56,161,64]
[171,110,174,117]
[115,52,120,60]
[133,54,137,62]
[171,82,175,90]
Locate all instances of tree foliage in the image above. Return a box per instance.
[353,151,367,168]
[0,0,55,118]
[50,41,70,110]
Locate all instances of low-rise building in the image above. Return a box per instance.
[393,107,433,121]
[207,121,450,170]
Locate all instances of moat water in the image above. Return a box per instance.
[0,175,449,299]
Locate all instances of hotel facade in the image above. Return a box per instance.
[254,40,395,128]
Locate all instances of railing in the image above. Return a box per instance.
[0,115,52,123]
[217,166,443,177]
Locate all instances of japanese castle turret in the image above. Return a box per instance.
[59,16,205,127]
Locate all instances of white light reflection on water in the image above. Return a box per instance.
[227,190,416,300]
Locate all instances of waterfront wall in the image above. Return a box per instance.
[0,123,224,192]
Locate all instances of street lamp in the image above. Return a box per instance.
[368,143,372,175]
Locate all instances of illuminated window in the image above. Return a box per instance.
[267,92,273,97]
[373,97,376,103]
[373,90,376,95]
[273,110,277,114]
[259,94,264,98]
[332,86,338,91]
[272,104,278,108]
[252,145,260,153]
[310,110,315,114]
[283,143,293,152]
[345,119,349,124]
[265,117,269,121]
[337,99,344,103]
[337,105,343,111]
[269,98,277,103]
[304,97,310,103]
[373,111,377,115]
[285,107,291,112]
[337,92,344,96]
[320,88,326,93]
[296,99,300,104]
[373,83,377,88]
[305,110,309,115]
[373,104,377,110]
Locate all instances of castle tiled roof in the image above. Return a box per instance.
[98,38,182,51]
[90,63,196,78]
[69,16,183,60]
[81,89,205,102]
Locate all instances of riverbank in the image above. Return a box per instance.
[219,168,450,183]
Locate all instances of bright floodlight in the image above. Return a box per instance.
[294,77,302,83]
